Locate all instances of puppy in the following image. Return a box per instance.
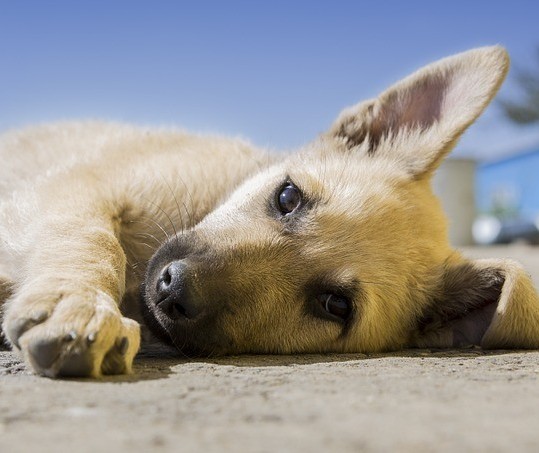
[2,46,539,378]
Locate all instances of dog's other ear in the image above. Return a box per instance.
[411,257,539,349]
[327,46,509,177]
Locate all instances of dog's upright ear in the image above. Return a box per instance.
[327,46,509,177]
[411,257,539,349]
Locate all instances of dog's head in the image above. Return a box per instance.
[142,46,539,355]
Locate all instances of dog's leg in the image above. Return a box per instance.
[1,211,141,378]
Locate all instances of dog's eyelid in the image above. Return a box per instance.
[305,277,359,312]
[281,177,305,196]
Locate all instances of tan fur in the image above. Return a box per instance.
[1,46,539,378]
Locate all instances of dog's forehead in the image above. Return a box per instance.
[223,163,287,207]
[196,163,287,230]
[289,145,409,205]
[201,143,414,231]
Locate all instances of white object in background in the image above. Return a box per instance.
[472,215,502,245]
[433,159,477,246]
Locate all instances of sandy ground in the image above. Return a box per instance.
[2,245,539,453]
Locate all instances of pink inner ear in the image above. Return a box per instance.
[378,73,448,134]
[450,302,497,347]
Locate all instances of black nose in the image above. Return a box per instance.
[155,260,203,320]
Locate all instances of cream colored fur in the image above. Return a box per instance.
[0,123,269,376]
[1,46,539,378]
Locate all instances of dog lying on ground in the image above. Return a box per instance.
[1,46,539,378]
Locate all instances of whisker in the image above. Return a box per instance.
[151,199,180,244]
[125,257,146,279]
[134,232,163,245]
[153,171,187,232]
[167,331,196,360]
[130,213,171,242]
[359,279,402,289]
[128,218,168,241]
[174,172,197,229]
[136,241,159,251]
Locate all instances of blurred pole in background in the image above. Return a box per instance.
[433,159,477,246]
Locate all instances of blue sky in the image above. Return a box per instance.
[1,1,539,159]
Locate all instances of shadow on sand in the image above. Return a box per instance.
[1,346,531,383]
[134,346,529,370]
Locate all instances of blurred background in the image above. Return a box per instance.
[1,0,538,246]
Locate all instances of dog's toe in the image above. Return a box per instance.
[5,310,49,349]
[27,336,64,370]
[100,318,140,375]
[25,332,94,378]
[57,346,94,377]
[101,337,130,375]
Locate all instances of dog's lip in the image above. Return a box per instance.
[140,283,178,345]
[141,281,226,356]
[141,302,218,357]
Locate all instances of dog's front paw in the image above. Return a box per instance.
[3,288,140,378]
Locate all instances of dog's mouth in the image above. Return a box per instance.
[139,282,176,346]
[139,285,224,357]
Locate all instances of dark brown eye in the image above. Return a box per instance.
[317,293,351,320]
[277,183,301,214]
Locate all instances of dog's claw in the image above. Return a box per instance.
[87,332,97,344]
[64,330,77,342]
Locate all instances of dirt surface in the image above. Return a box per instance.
[2,245,539,453]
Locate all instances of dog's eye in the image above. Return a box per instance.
[277,183,301,214]
[317,293,351,320]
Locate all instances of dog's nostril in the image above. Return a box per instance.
[161,267,172,287]
[155,277,169,305]
[156,263,180,298]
